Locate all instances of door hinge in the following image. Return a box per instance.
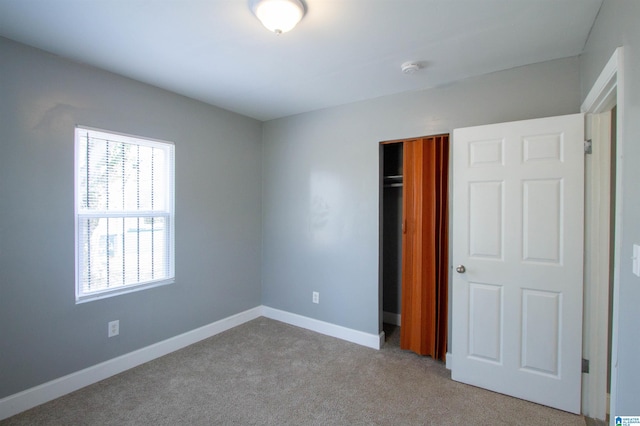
[584,139,593,154]
[582,358,590,374]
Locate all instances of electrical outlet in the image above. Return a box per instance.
[108,320,119,337]
[312,291,319,304]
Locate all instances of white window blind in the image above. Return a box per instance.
[75,127,175,302]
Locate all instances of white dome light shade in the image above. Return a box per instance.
[252,0,305,34]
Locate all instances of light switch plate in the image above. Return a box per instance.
[633,244,640,277]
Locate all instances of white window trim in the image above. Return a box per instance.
[74,126,175,303]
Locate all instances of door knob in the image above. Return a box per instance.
[456,265,466,273]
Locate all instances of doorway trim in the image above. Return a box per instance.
[580,46,624,421]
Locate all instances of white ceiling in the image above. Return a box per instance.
[0,0,602,121]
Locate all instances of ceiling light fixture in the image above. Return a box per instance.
[251,0,305,35]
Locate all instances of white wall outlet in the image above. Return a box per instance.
[312,291,319,304]
[108,320,119,337]
[633,244,640,277]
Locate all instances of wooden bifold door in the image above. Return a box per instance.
[382,134,449,360]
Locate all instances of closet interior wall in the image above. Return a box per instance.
[381,142,403,326]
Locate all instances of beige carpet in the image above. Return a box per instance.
[2,318,585,425]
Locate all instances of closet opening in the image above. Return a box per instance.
[379,135,449,360]
[381,142,403,329]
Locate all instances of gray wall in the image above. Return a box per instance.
[0,37,263,398]
[580,0,640,414]
[261,57,582,336]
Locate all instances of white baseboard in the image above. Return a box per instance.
[382,311,401,326]
[0,306,262,421]
[446,352,452,370]
[262,306,382,350]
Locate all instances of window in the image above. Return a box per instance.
[75,127,175,302]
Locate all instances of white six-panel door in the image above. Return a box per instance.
[451,114,584,413]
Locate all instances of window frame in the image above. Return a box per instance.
[74,126,175,303]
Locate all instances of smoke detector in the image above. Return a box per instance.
[401,61,421,74]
